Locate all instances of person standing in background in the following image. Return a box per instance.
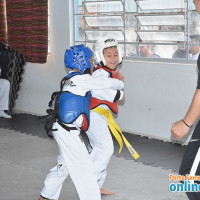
[171,1,200,199]
[0,67,11,118]
[139,39,160,58]
[189,34,200,60]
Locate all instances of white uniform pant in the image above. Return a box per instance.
[41,122,101,200]
[0,79,10,110]
[86,110,114,188]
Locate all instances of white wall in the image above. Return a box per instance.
[14,1,198,142]
[115,59,198,142]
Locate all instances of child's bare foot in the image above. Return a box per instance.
[100,187,115,195]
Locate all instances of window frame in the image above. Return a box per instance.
[73,0,199,64]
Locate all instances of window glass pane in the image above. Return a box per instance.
[188,10,200,61]
[136,0,184,10]
[137,15,184,26]
[139,44,161,58]
[75,42,95,53]
[74,0,83,14]
[172,44,188,59]
[188,11,200,40]
[75,15,85,42]
[188,44,200,60]
[138,44,184,59]
[85,30,124,41]
[125,14,137,42]
[84,1,123,13]
[188,0,196,10]
[125,0,137,12]
[85,16,123,27]
[75,41,83,46]
[85,42,95,51]
[118,44,125,58]
[126,44,138,57]
[137,31,184,42]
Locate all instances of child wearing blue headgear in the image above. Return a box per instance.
[39,44,124,200]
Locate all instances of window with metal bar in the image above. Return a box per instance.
[74,0,200,60]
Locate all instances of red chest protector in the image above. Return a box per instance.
[90,66,119,114]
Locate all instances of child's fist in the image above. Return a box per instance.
[118,73,124,82]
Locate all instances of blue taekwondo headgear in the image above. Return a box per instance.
[64,44,93,73]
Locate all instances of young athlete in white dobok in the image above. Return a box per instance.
[86,38,140,195]
[38,44,124,200]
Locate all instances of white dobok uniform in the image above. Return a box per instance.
[41,71,124,200]
[0,69,10,111]
[86,68,123,188]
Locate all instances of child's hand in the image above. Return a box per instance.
[119,73,124,82]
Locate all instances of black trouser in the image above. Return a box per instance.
[179,120,200,199]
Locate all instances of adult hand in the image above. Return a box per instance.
[171,120,190,140]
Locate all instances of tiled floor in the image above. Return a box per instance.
[0,114,188,200]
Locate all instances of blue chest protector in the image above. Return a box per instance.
[58,72,91,131]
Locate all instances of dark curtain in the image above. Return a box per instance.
[0,0,48,64]
[0,0,7,44]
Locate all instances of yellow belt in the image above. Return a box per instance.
[92,107,140,160]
